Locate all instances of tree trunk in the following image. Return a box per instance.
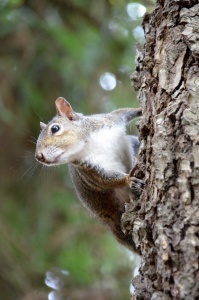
[122,1,199,299]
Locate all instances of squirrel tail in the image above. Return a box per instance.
[110,107,142,123]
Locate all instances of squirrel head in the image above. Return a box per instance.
[35,97,141,166]
[35,97,85,166]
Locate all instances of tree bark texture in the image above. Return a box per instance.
[122,1,199,299]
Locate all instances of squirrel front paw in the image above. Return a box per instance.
[128,177,144,197]
[127,165,144,197]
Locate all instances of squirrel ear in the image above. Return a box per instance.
[55,97,79,120]
[40,122,47,129]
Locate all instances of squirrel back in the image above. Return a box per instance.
[35,97,142,253]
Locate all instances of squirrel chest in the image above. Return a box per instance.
[68,126,132,218]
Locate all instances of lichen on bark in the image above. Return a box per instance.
[122,1,199,299]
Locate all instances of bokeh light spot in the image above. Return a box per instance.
[100,72,117,91]
[126,3,146,20]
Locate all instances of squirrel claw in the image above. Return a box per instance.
[128,177,144,197]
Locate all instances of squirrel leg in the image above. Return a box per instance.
[110,222,141,254]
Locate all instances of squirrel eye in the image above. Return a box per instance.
[51,124,60,134]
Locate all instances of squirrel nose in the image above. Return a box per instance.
[36,152,46,163]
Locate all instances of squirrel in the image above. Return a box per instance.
[35,97,142,254]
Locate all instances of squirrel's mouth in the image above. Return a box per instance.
[35,152,64,166]
[35,155,52,166]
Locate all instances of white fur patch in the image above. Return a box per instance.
[81,126,133,173]
[60,141,85,163]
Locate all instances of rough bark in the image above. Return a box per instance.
[122,1,199,299]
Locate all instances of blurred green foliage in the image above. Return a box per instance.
[0,0,154,299]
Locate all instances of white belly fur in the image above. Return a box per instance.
[82,126,133,173]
